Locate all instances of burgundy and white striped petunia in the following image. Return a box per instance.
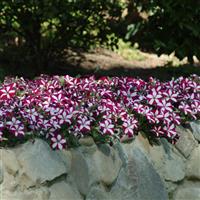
[0,83,16,100]
[51,134,66,150]
[99,119,114,135]
[122,117,138,137]
[6,117,25,136]
[157,99,173,112]
[0,74,199,149]
[163,123,177,138]
[77,116,91,132]
[151,125,165,137]
[163,89,178,102]
[179,102,192,115]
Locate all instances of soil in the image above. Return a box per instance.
[1,47,199,81]
[65,48,171,71]
[62,48,200,81]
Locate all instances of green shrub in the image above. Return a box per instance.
[113,39,146,61]
[125,0,200,64]
[0,0,123,76]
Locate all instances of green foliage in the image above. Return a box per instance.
[125,0,200,63]
[0,68,6,82]
[113,39,146,61]
[0,0,123,76]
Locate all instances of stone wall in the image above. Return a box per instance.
[0,121,200,200]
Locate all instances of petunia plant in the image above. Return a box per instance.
[0,74,199,150]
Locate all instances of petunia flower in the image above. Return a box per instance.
[51,134,66,150]
[99,119,114,135]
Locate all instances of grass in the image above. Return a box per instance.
[113,39,146,61]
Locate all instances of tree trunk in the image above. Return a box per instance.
[188,55,194,65]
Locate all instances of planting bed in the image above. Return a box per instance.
[0,74,199,149]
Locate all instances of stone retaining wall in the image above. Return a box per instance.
[0,121,200,200]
